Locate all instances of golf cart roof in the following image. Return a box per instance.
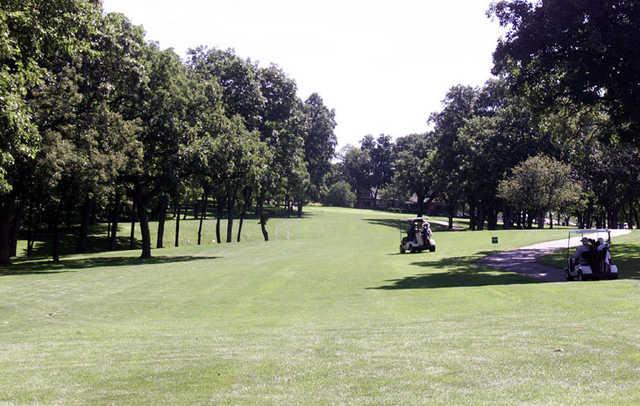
[568,229,610,235]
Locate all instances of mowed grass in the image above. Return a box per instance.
[2,206,640,404]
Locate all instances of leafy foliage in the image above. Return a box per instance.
[323,181,356,208]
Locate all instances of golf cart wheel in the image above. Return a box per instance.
[566,271,574,281]
[575,271,583,281]
[400,245,406,254]
[429,245,436,252]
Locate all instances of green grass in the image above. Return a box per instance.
[2,206,640,404]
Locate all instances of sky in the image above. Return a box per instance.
[102,0,503,148]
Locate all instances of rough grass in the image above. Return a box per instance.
[2,207,640,404]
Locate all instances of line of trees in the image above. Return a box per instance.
[0,0,337,265]
[329,1,640,231]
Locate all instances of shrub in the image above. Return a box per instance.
[323,181,356,207]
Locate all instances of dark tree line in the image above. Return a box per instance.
[0,0,337,265]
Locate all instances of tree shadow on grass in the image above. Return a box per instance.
[371,251,543,290]
[0,255,218,277]
[22,235,137,260]
[363,218,452,232]
[604,243,640,279]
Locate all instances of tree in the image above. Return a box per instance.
[303,93,337,201]
[342,146,372,206]
[29,63,137,260]
[498,155,581,228]
[492,0,640,138]
[189,115,270,243]
[188,47,265,131]
[361,134,395,207]
[430,85,479,227]
[121,44,194,258]
[0,1,141,264]
[323,181,356,207]
[392,133,437,217]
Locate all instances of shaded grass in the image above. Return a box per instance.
[363,217,453,232]
[371,251,541,289]
[1,255,217,276]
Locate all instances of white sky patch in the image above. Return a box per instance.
[103,0,503,148]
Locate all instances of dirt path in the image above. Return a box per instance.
[478,230,632,282]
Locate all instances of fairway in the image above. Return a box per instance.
[2,207,640,404]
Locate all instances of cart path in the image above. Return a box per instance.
[478,229,632,282]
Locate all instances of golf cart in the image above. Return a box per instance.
[400,217,436,254]
[566,229,618,281]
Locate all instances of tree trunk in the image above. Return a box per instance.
[226,191,235,243]
[257,193,269,242]
[26,205,34,257]
[156,195,167,248]
[625,203,633,228]
[215,198,222,244]
[193,198,200,221]
[89,199,97,226]
[129,201,136,250]
[237,189,251,243]
[297,199,303,218]
[197,192,208,245]
[586,202,594,228]
[416,193,425,217]
[477,206,485,231]
[50,207,61,263]
[607,205,619,229]
[549,211,554,229]
[0,199,15,265]
[468,203,475,231]
[487,207,498,230]
[134,183,151,259]
[285,195,291,218]
[77,198,91,253]
[503,207,512,230]
[27,234,34,257]
[9,209,20,258]
[110,192,121,251]
[174,203,181,247]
